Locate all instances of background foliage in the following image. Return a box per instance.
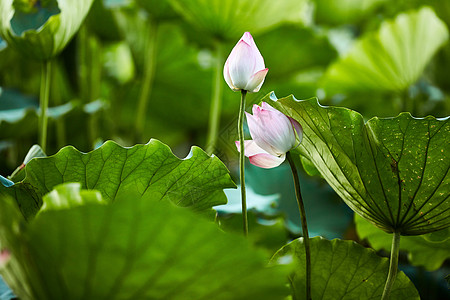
[0,0,449,299]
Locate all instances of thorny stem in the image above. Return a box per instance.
[286,151,311,300]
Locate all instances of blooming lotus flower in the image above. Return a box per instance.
[224,32,268,93]
[236,102,302,168]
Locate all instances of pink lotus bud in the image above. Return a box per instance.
[223,32,269,93]
[236,102,302,168]
[0,249,10,267]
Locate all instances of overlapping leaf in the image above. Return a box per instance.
[0,0,94,60]
[355,214,450,271]
[272,237,419,299]
[0,186,288,299]
[0,139,235,220]
[266,93,449,235]
[322,7,449,93]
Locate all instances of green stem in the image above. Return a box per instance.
[286,151,311,300]
[135,18,158,143]
[238,90,248,236]
[78,25,101,148]
[206,41,224,155]
[52,62,67,148]
[88,35,102,148]
[39,60,52,153]
[381,231,401,300]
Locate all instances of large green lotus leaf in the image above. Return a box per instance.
[314,0,387,25]
[266,93,449,235]
[0,0,94,60]
[168,0,309,40]
[272,237,419,299]
[0,139,235,220]
[0,187,289,299]
[355,214,450,271]
[321,7,449,93]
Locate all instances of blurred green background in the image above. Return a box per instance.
[0,0,449,299]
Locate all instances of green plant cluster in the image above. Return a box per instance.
[0,0,449,299]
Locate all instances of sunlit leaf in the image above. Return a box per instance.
[39,182,105,213]
[272,237,419,299]
[0,0,94,60]
[266,93,449,235]
[355,214,450,271]
[0,187,288,299]
[0,139,235,220]
[321,7,449,93]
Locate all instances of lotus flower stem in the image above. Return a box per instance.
[381,231,401,300]
[135,19,158,142]
[206,41,224,155]
[39,60,52,153]
[238,90,248,236]
[286,151,311,300]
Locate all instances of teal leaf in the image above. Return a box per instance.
[0,139,235,220]
[266,93,450,235]
[0,186,289,299]
[0,97,93,140]
[10,0,60,36]
[355,214,450,271]
[0,0,95,60]
[322,7,449,93]
[272,237,420,299]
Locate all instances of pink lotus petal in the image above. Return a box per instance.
[249,108,296,155]
[235,140,269,157]
[223,60,237,91]
[245,68,269,93]
[289,117,303,144]
[261,102,278,112]
[249,153,286,169]
[241,32,265,72]
[228,40,256,90]
[0,249,10,266]
[246,111,280,156]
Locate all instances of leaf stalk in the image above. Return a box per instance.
[39,59,52,152]
[381,231,401,300]
[206,41,224,155]
[286,151,311,300]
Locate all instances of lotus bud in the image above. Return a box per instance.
[236,102,302,168]
[223,32,268,93]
